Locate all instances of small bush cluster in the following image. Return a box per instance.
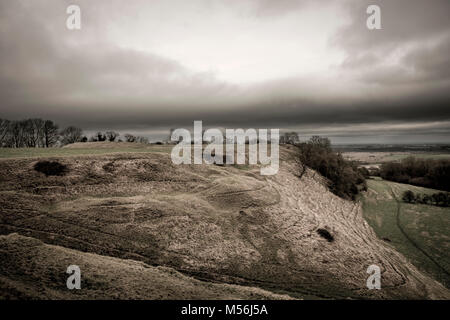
[33,161,68,176]
[402,190,450,207]
[317,228,334,242]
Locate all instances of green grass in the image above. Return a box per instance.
[0,146,173,159]
[362,179,450,287]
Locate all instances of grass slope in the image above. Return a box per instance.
[0,143,172,159]
[362,178,450,287]
[0,147,448,299]
[0,233,291,300]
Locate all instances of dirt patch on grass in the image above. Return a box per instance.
[34,161,68,176]
[317,228,334,242]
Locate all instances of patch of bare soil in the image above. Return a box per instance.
[0,147,448,299]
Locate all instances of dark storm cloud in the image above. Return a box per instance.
[402,37,450,83]
[0,0,449,142]
[0,0,235,125]
[335,0,450,51]
[335,0,450,84]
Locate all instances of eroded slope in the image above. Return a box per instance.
[0,147,448,299]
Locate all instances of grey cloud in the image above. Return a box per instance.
[335,0,450,85]
[334,0,450,52]
[341,36,450,86]
[0,1,237,121]
[403,37,450,82]
[0,0,449,143]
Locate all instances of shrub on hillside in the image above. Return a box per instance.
[317,228,334,242]
[358,167,370,179]
[402,190,415,203]
[368,167,381,177]
[298,136,366,200]
[33,161,68,176]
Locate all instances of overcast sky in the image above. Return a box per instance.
[1,0,449,143]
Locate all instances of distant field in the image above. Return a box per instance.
[384,153,450,161]
[343,152,450,166]
[362,179,450,287]
[0,143,173,159]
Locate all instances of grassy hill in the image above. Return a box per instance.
[0,145,448,299]
[0,142,172,159]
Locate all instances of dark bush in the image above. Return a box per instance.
[358,167,370,179]
[33,161,68,176]
[298,136,366,200]
[368,167,381,177]
[422,194,432,204]
[317,228,334,242]
[402,190,415,203]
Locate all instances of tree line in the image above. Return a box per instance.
[402,190,450,207]
[297,136,367,200]
[0,118,149,147]
[88,131,148,144]
[380,157,450,192]
[0,118,61,147]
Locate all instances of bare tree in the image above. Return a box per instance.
[124,133,136,143]
[24,118,45,147]
[22,119,35,147]
[96,132,106,142]
[9,121,25,148]
[1,118,47,147]
[105,131,119,142]
[1,118,59,148]
[43,120,59,147]
[60,126,83,145]
[0,119,10,146]
[34,118,46,147]
[281,132,300,145]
